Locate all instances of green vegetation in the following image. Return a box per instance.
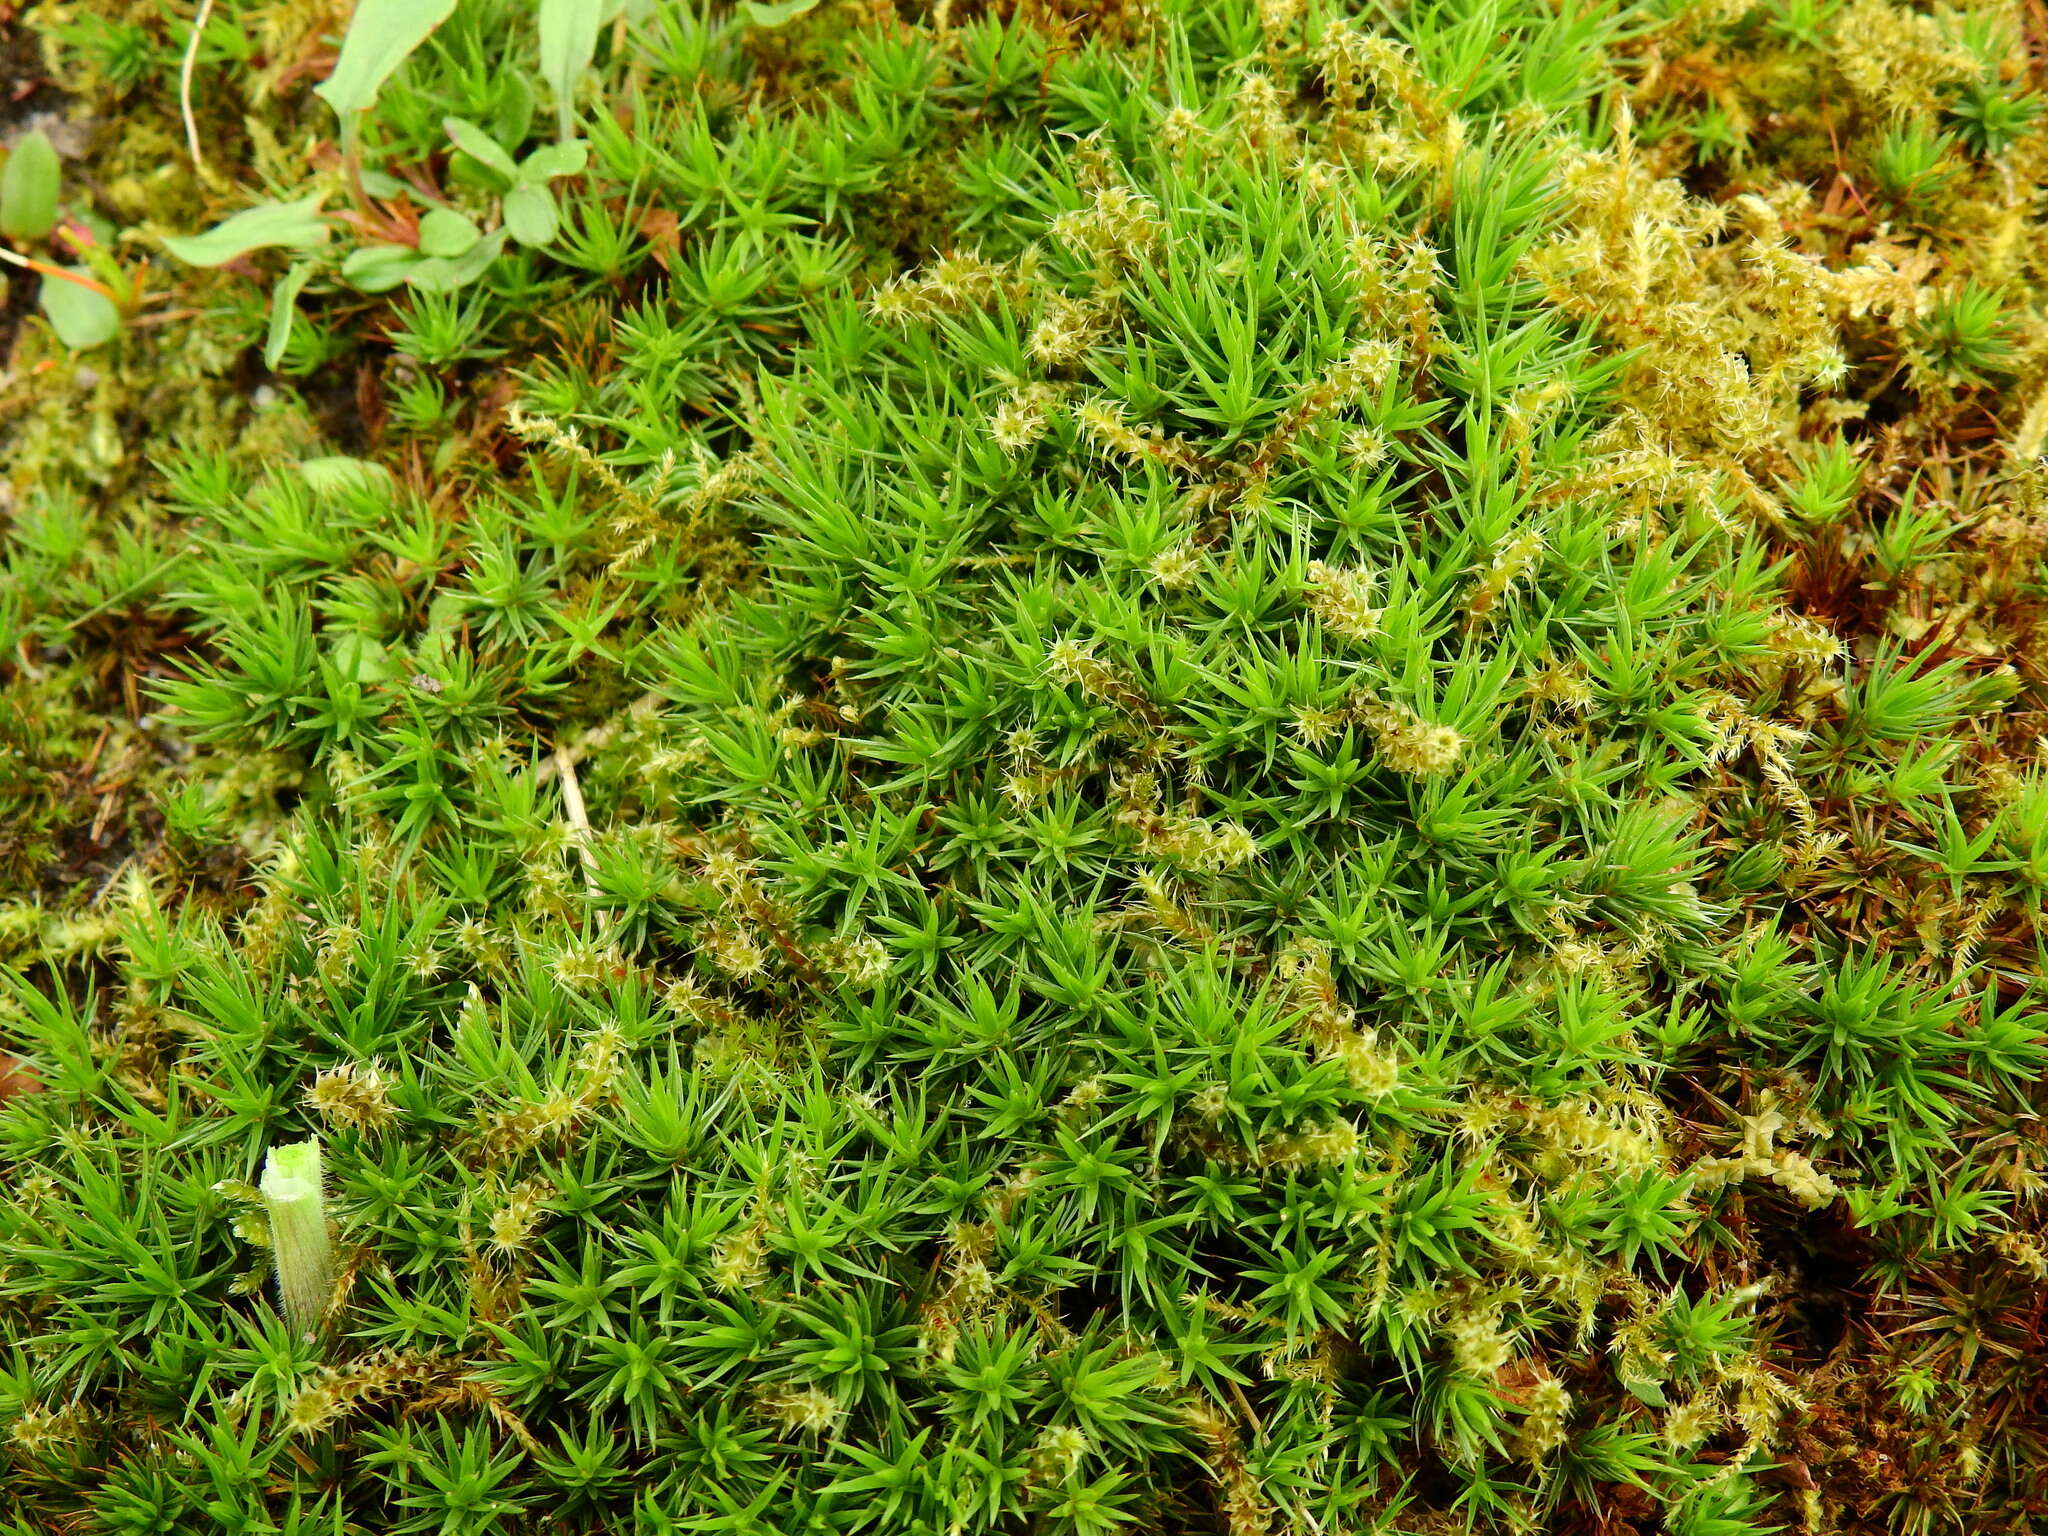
[3,0,2046,1532]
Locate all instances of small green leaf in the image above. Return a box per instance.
[518,140,589,183]
[538,0,605,140]
[313,0,460,126]
[742,0,820,28]
[330,632,399,684]
[359,168,409,199]
[39,269,121,349]
[264,262,316,371]
[0,129,61,244]
[502,184,559,247]
[408,227,507,293]
[298,457,396,496]
[445,117,521,187]
[492,72,537,149]
[163,196,329,267]
[341,243,426,293]
[417,207,482,259]
[1620,1372,1670,1409]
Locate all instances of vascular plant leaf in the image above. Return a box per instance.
[312,0,459,126]
[162,196,330,267]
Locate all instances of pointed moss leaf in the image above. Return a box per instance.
[417,207,482,259]
[0,128,61,243]
[162,196,329,267]
[538,0,605,140]
[444,117,520,186]
[38,269,120,349]
[743,0,820,27]
[313,0,459,125]
[518,140,588,183]
[502,183,559,247]
[407,227,507,292]
[263,261,315,370]
[341,242,425,293]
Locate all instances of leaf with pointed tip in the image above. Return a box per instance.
[163,196,329,267]
[445,117,520,187]
[538,0,604,140]
[264,262,315,370]
[312,0,459,126]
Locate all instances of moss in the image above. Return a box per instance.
[3,0,2048,1533]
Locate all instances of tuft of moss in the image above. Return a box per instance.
[3,1,2047,1534]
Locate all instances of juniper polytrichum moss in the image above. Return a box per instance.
[4,0,2048,1533]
